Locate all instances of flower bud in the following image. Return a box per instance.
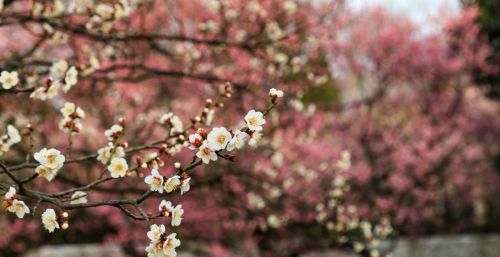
[61,222,69,230]
[135,155,143,164]
[197,128,208,138]
[46,77,53,86]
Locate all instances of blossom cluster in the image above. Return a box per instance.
[97,123,129,178]
[41,208,69,233]
[189,89,281,164]
[34,148,66,182]
[143,202,186,256]
[1,187,30,218]
[158,113,184,133]
[140,88,283,256]
[30,60,78,100]
[59,102,85,134]
[144,169,190,195]
[145,224,181,257]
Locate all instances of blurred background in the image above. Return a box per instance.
[0,0,499,257]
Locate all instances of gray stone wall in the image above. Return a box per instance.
[382,234,500,257]
[21,234,500,257]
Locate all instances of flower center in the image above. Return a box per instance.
[217,134,226,144]
[39,168,49,176]
[165,239,175,248]
[47,155,57,165]
[249,117,257,126]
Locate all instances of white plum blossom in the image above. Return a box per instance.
[0,140,11,155]
[7,199,30,218]
[97,145,125,164]
[247,0,267,16]
[202,0,221,12]
[5,187,16,199]
[41,208,60,232]
[104,124,123,141]
[188,133,203,150]
[108,157,128,178]
[159,200,173,213]
[35,165,59,182]
[46,82,62,99]
[171,204,184,227]
[70,191,88,204]
[336,150,351,170]
[59,102,85,134]
[244,110,266,132]
[158,113,171,124]
[43,0,64,17]
[206,109,215,125]
[283,0,298,15]
[96,3,114,19]
[36,82,56,98]
[61,102,76,116]
[145,169,164,193]
[207,127,232,151]
[0,71,19,89]
[164,175,181,193]
[34,148,65,171]
[162,233,181,256]
[196,142,217,164]
[180,177,191,195]
[147,224,165,243]
[59,117,81,133]
[50,60,68,79]
[30,87,48,100]
[158,113,183,132]
[63,66,78,92]
[226,130,248,151]
[114,0,131,19]
[248,132,263,146]
[269,88,284,98]
[145,232,180,257]
[145,243,162,257]
[266,21,285,41]
[7,125,21,144]
[267,214,283,228]
[60,102,85,118]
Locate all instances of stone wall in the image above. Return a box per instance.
[21,234,500,257]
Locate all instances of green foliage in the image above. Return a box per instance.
[469,0,500,98]
[301,81,340,105]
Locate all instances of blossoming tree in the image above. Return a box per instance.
[0,0,294,256]
[0,0,381,257]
